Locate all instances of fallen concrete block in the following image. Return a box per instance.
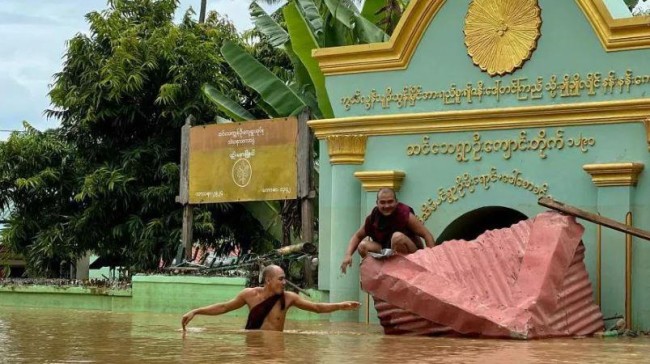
[361,211,604,339]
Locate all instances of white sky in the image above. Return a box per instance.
[0,0,282,140]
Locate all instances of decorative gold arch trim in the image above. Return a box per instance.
[576,0,650,51]
[583,162,645,186]
[308,98,650,139]
[354,171,406,192]
[313,0,650,76]
[311,0,446,75]
[643,118,650,151]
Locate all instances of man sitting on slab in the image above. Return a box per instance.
[340,187,436,274]
[181,264,359,332]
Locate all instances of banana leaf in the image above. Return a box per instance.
[285,41,313,92]
[248,3,310,116]
[322,11,352,47]
[324,0,356,29]
[221,40,307,116]
[340,0,362,13]
[256,98,280,118]
[296,0,324,39]
[354,15,390,43]
[290,82,321,118]
[360,0,385,28]
[284,2,333,118]
[202,84,255,121]
[243,201,283,242]
[249,2,289,48]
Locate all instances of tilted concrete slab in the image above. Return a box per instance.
[361,212,604,339]
[373,298,453,336]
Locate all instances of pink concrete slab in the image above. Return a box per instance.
[361,211,604,339]
[373,298,453,336]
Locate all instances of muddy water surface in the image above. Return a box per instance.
[1,307,649,363]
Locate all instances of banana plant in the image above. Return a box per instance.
[202,0,394,245]
[206,0,389,121]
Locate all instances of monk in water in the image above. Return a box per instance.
[181,265,360,331]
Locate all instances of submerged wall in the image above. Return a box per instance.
[0,285,132,312]
[0,275,329,321]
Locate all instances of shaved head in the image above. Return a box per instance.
[376,188,397,201]
[261,264,283,285]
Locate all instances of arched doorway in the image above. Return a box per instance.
[437,206,528,243]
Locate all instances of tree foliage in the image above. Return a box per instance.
[206,0,401,245]
[0,0,289,275]
[0,124,80,276]
[0,0,408,276]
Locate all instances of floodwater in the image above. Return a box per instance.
[1,307,650,363]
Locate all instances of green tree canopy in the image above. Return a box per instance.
[0,0,289,276]
[0,124,79,275]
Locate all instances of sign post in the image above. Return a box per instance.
[178,116,194,261]
[297,109,314,244]
[179,116,306,260]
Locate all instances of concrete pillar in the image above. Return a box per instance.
[76,252,91,280]
[584,162,644,326]
[326,135,367,321]
[317,141,332,291]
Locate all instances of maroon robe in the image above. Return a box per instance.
[245,293,286,330]
[364,202,422,249]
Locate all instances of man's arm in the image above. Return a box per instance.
[286,291,360,313]
[340,226,366,274]
[407,213,436,248]
[181,289,248,330]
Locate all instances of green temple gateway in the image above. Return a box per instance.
[308,0,650,330]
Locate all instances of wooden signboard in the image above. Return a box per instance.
[188,117,298,203]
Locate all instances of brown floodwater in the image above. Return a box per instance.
[1,306,649,363]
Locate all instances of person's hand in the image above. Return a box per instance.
[181,310,196,331]
[340,301,360,311]
[340,255,352,274]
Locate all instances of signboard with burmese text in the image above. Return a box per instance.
[188,117,298,203]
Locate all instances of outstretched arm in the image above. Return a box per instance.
[341,226,366,274]
[407,214,436,248]
[181,290,247,330]
[287,292,359,314]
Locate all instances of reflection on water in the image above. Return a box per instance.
[1,306,649,363]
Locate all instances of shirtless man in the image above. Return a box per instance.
[340,188,436,274]
[181,265,359,331]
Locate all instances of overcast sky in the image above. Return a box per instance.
[0,0,282,140]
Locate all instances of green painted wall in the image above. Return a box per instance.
[317,0,650,328]
[0,276,331,322]
[130,275,247,315]
[0,285,132,312]
[327,0,650,117]
[320,123,650,326]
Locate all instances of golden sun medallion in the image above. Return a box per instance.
[464,0,542,76]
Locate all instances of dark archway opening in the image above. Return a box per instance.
[437,206,528,243]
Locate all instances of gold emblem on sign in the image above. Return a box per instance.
[232,158,252,187]
[464,0,541,76]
